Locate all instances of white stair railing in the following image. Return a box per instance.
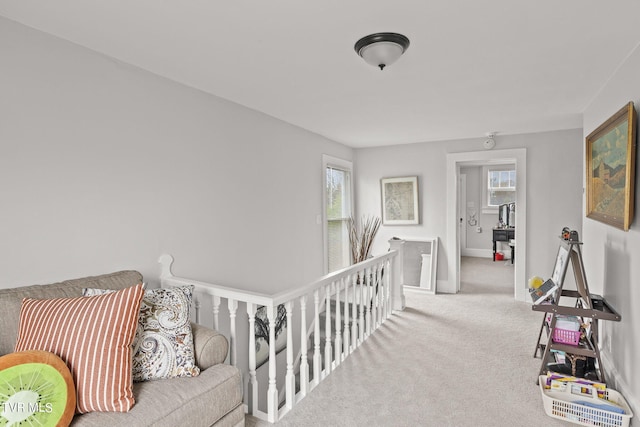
[158,250,401,423]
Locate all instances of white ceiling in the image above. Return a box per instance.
[2,1,640,148]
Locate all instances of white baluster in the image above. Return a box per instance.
[365,267,371,338]
[212,295,221,331]
[334,279,342,367]
[313,289,321,386]
[376,264,383,327]
[285,301,295,409]
[299,295,309,396]
[267,305,278,423]
[351,274,358,352]
[386,258,393,318]
[324,283,332,375]
[358,272,365,344]
[380,262,387,321]
[228,299,238,366]
[194,296,201,325]
[371,266,378,330]
[247,303,258,416]
[370,267,376,332]
[343,275,350,359]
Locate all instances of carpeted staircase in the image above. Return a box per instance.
[286,297,368,406]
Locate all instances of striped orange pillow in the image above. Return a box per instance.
[14,284,145,413]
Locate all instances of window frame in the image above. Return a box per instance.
[322,155,354,274]
[482,164,516,213]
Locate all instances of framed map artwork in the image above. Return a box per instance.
[380,176,419,225]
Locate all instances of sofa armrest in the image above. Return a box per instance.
[191,322,229,370]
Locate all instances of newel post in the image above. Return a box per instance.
[388,240,406,312]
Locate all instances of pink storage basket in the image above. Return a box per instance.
[553,328,581,346]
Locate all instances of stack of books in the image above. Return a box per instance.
[530,279,558,304]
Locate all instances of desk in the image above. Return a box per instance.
[493,228,515,263]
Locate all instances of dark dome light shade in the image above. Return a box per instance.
[354,32,410,70]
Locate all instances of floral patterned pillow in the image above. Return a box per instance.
[83,285,200,382]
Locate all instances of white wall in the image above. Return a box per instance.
[0,17,352,292]
[354,129,583,291]
[582,43,640,413]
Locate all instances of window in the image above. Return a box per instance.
[487,168,516,207]
[481,165,516,213]
[323,156,353,273]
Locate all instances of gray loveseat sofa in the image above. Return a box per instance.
[0,271,244,427]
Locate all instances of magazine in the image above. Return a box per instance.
[530,279,558,304]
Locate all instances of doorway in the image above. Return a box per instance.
[445,149,527,301]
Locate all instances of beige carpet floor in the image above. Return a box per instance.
[246,257,571,426]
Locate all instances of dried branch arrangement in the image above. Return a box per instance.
[348,215,381,264]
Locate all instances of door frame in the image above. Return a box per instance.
[459,174,467,252]
[445,149,527,301]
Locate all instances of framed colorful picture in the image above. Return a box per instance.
[586,102,637,231]
[381,176,419,225]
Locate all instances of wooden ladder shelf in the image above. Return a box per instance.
[532,236,621,384]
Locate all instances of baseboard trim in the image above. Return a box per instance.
[461,248,493,258]
[601,350,638,417]
[403,285,435,295]
[432,280,455,294]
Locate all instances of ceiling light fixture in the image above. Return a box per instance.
[354,32,410,70]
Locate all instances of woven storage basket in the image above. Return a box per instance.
[539,376,633,427]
